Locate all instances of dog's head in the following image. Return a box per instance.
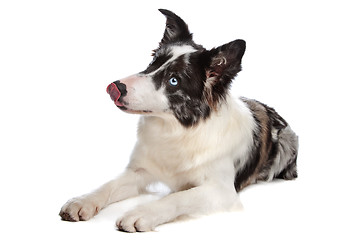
[107,9,246,127]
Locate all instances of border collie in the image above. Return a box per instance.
[60,9,298,232]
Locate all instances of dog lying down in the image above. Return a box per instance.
[60,9,298,232]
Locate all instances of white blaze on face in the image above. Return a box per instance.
[148,45,198,76]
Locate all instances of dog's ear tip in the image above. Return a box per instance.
[158,9,192,45]
[236,39,246,46]
[230,39,246,49]
[158,9,172,16]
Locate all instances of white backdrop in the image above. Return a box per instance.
[1,0,359,239]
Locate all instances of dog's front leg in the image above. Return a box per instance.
[116,183,238,232]
[59,168,152,221]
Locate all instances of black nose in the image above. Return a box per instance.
[113,80,127,97]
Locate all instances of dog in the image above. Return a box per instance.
[59,9,298,232]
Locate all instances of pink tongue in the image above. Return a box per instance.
[106,83,123,106]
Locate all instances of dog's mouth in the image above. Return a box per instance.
[106,83,124,107]
[106,83,152,114]
[120,107,153,114]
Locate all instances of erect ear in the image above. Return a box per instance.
[158,9,192,45]
[206,39,246,82]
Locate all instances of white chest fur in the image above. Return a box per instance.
[128,96,256,190]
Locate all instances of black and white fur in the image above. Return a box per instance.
[60,9,298,232]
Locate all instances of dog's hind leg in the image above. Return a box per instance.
[276,153,298,180]
[274,126,299,180]
[59,168,153,222]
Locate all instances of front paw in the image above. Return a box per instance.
[59,196,100,222]
[116,207,161,233]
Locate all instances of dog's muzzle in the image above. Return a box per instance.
[106,80,127,107]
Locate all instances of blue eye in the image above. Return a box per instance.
[169,77,178,86]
